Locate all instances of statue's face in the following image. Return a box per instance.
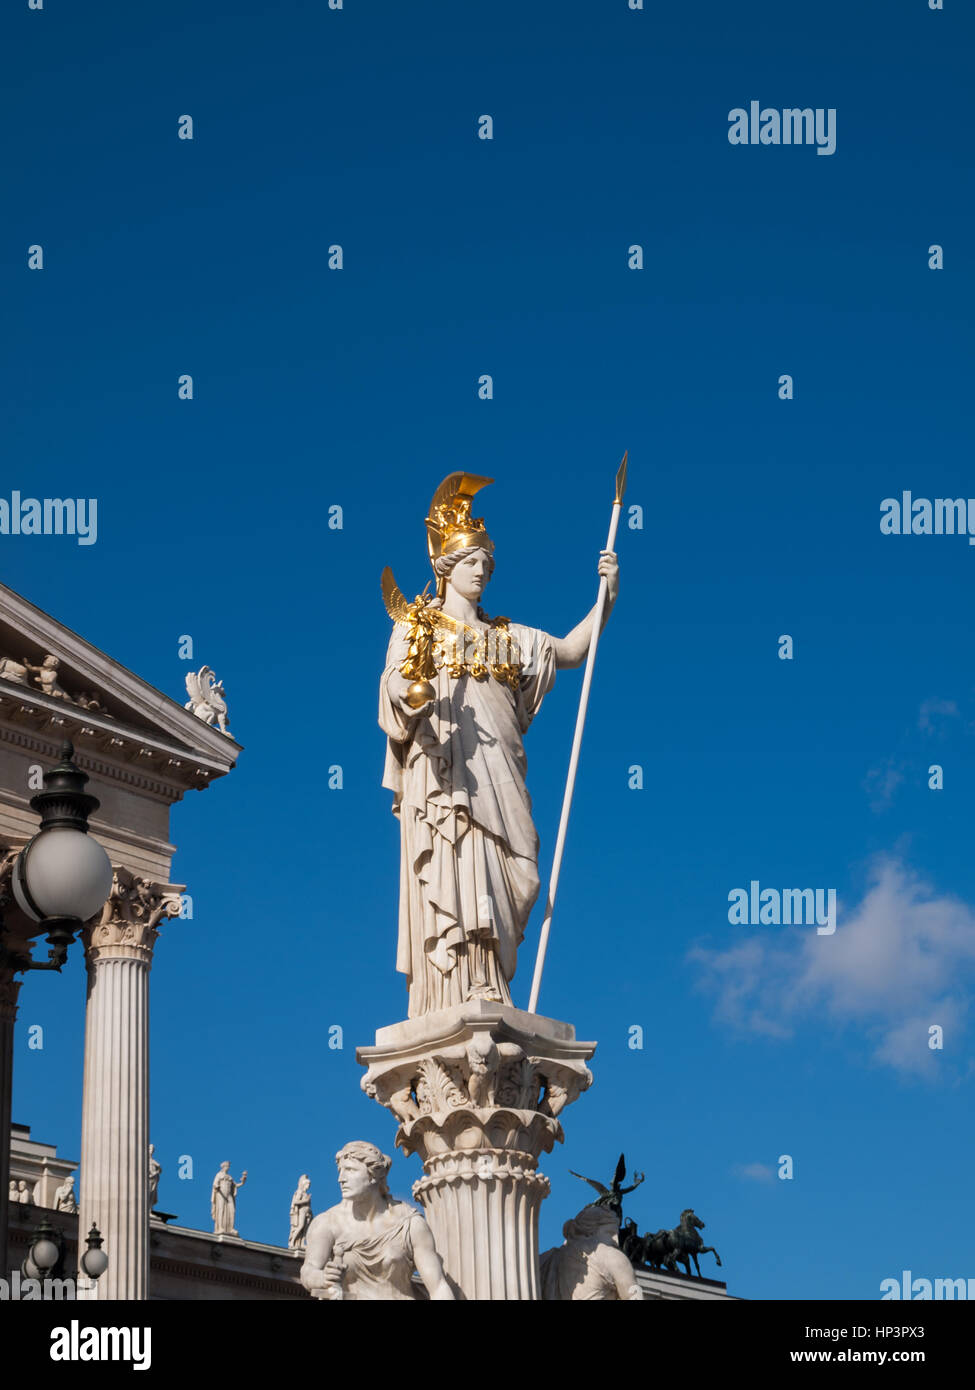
[337,1157,373,1199]
[446,549,493,603]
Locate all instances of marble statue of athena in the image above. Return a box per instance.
[380,473,619,1017]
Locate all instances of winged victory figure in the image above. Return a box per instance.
[568,1153,645,1224]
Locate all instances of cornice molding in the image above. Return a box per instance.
[0,705,223,799]
[147,1255,307,1295]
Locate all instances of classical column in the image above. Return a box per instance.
[0,965,22,1275]
[79,870,180,1299]
[0,844,31,1277]
[359,1001,595,1300]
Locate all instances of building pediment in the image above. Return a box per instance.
[0,581,240,798]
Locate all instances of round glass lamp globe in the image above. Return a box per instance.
[81,1245,109,1279]
[31,1237,60,1275]
[13,829,113,923]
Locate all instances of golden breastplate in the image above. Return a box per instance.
[434,618,522,690]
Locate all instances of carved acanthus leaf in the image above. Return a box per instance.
[414,1058,467,1115]
[85,866,183,952]
[496,1056,541,1110]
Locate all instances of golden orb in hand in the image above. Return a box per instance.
[405,680,436,709]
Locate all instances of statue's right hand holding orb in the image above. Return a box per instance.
[388,671,435,720]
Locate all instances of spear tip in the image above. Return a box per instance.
[614,450,628,505]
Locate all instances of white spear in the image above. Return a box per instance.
[527,452,628,1014]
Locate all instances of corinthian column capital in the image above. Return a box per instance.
[0,840,32,1013]
[358,1002,595,1300]
[0,969,22,1023]
[81,866,184,966]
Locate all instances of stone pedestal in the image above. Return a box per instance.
[359,1002,595,1301]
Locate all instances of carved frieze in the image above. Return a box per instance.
[0,654,109,714]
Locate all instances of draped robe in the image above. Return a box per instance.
[379,621,557,1017]
[332,1205,418,1301]
[211,1174,239,1234]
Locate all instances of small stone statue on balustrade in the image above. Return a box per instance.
[211,1161,247,1236]
[288,1174,313,1250]
[53,1176,77,1213]
[148,1145,161,1211]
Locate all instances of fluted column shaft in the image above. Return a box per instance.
[79,938,152,1299]
[0,973,21,1275]
[78,873,181,1300]
[413,1144,551,1299]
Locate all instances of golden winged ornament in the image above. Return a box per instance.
[381,567,522,696]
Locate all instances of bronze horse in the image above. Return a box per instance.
[625,1209,722,1278]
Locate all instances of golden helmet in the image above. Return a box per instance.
[425,473,494,571]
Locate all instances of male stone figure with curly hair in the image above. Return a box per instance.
[300,1141,454,1301]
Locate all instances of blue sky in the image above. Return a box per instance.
[5,0,974,1299]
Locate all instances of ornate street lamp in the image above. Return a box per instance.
[0,740,113,1278]
[11,740,113,969]
[23,1216,108,1286]
[80,1224,108,1281]
[23,1214,63,1281]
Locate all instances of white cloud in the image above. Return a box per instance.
[733,1162,775,1184]
[872,1001,961,1079]
[918,697,959,734]
[690,859,975,1077]
[863,757,904,813]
